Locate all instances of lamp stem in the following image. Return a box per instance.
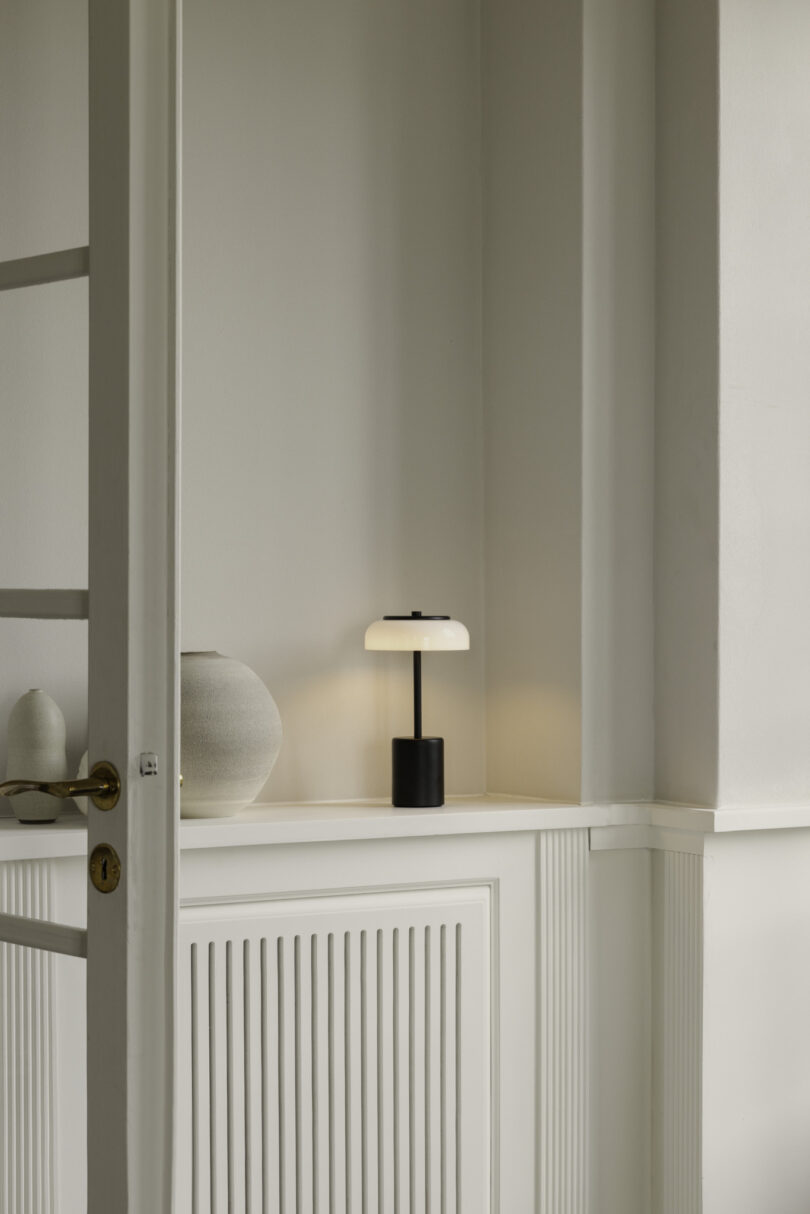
[413,650,422,739]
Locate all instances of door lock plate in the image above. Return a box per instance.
[89,843,121,893]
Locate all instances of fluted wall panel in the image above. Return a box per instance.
[655,850,702,1214]
[0,860,56,1214]
[537,829,589,1214]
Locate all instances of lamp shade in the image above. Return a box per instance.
[365,615,469,652]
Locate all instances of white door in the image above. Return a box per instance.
[0,1,180,1210]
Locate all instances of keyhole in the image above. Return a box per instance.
[90,844,120,893]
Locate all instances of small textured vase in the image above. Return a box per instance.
[180,651,282,819]
[5,689,69,824]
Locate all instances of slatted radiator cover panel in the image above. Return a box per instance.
[177,885,491,1214]
[0,861,56,1214]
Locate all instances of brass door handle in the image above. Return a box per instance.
[0,760,120,811]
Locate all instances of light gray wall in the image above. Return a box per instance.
[182,0,486,802]
[654,0,720,805]
[581,0,655,803]
[482,0,584,801]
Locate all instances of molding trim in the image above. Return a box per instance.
[589,824,707,855]
[0,860,57,1214]
[653,851,702,1214]
[537,829,588,1214]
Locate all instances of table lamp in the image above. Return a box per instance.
[365,610,470,808]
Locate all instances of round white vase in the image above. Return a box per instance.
[5,689,69,824]
[180,651,282,819]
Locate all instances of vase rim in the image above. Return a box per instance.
[181,650,222,657]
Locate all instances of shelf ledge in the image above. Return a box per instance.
[3,797,810,864]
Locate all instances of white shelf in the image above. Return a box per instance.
[3,796,810,865]
[177,795,622,849]
[0,797,623,861]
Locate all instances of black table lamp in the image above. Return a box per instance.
[365,610,470,808]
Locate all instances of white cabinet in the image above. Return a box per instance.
[0,806,598,1212]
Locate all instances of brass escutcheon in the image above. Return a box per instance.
[89,843,121,893]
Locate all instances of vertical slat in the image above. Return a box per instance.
[410,926,427,1214]
[174,943,193,1214]
[227,940,247,1214]
[443,924,457,1214]
[394,927,411,1214]
[244,939,263,1214]
[297,935,314,1214]
[261,938,280,1214]
[364,928,379,1214]
[11,867,21,1214]
[193,941,212,1214]
[346,932,363,1214]
[455,926,463,1214]
[23,867,35,1214]
[280,936,297,1214]
[210,942,229,1213]
[42,869,55,1214]
[312,933,330,1214]
[426,926,442,1212]
[378,929,395,1214]
[31,869,42,1214]
[330,931,347,1214]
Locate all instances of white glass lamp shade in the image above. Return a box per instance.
[365,616,470,652]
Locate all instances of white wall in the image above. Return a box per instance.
[0,0,89,797]
[182,0,486,802]
[703,830,810,1213]
[717,0,810,806]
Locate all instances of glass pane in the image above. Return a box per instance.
[0,279,88,588]
[0,0,88,262]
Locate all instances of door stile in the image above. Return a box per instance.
[88,0,180,1210]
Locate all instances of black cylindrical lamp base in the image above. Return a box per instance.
[392,737,444,808]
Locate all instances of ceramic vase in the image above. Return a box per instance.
[180,651,282,819]
[5,689,69,824]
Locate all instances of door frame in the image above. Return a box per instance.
[87,0,181,1208]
